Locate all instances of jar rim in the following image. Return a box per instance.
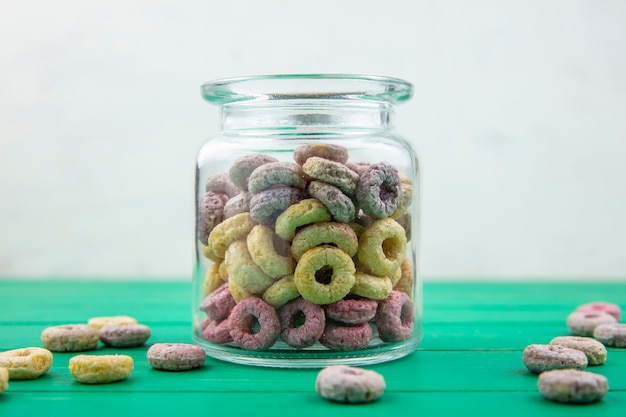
[201,74,413,105]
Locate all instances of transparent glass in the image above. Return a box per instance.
[192,74,421,367]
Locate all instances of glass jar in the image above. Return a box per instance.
[192,74,421,367]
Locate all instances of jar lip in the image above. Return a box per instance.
[201,74,413,105]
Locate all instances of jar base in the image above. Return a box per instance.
[192,335,421,368]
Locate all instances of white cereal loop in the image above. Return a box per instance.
[41,324,99,352]
[522,344,588,374]
[538,369,608,404]
[566,311,617,337]
[69,354,134,384]
[316,365,385,403]
[0,347,53,380]
[593,323,626,347]
[147,343,206,371]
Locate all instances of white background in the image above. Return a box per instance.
[1,0,625,280]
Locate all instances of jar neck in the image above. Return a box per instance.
[219,100,394,132]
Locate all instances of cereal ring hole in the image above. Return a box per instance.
[315,266,334,285]
[401,303,413,327]
[382,237,402,258]
[292,311,307,328]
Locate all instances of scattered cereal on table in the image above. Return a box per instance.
[0,347,53,380]
[69,354,133,384]
[537,369,608,404]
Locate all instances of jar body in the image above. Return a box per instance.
[193,75,421,367]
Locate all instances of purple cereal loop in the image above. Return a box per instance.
[98,324,152,348]
[223,192,252,219]
[247,161,306,195]
[229,297,281,350]
[199,283,236,321]
[293,143,349,165]
[307,180,356,223]
[324,297,378,325]
[376,291,414,342]
[146,343,206,371]
[197,191,229,244]
[205,172,240,198]
[249,186,306,225]
[278,297,325,349]
[356,162,401,218]
[229,154,278,191]
[202,317,234,344]
[319,321,372,351]
[302,157,360,196]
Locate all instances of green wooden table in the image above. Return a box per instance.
[1,280,624,416]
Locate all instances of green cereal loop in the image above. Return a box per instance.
[247,224,295,279]
[294,246,356,305]
[351,271,393,300]
[275,199,332,241]
[291,222,359,261]
[357,218,407,277]
[302,156,360,196]
[307,180,356,223]
[208,212,256,258]
[225,240,275,295]
[262,275,301,308]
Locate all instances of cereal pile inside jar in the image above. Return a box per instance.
[196,143,415,352]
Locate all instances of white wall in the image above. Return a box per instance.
[1,0,625,280]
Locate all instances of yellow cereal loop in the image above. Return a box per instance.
[275,199,332,241]
[225,240,275,294]
[69,354,133,384]
[351,272,393,300]
[262,275,301,308]
[88,316,138,330]
[394,258,413,296]
[0,347,53,380]
[201,244,221,261]
[291,222,358,261]
[208,212,256,258]
[218,261,229,281]
[202,262,224,298]
[228,278,254,303]
[294,246,356,305]
[0,367,8,394]
[247,224,295,279]
[357,218,408,277]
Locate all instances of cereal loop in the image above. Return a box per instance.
[275,198,332,241]
[98,324,152,348]
[0,347,53,380]
[291,222,358,261]
[302,157,360,196]
[229,154,278,191]
[41,324,99,352]
[294,246,356,305]
[249,186,306,225]
[357,218,407,277]
[319,322,372,351]
[538,369,608,404]
[228,278,254,303]
[197,191,229,244]
[247,161,306,194]
[202,318,234,344]
[204,172,240,198]
[262,275,301,308]
[208,212,256,258]
[147,343,206,371]
[69,354,134,384]
[376,291,415,342]
[0,368,7,394]
[522,344,588,374]
[356,162,402,218]
[247,224,295,278]
[293,143,349,165]
[199,282,237,321]
[202,261,224,298]
[324,297,378,325]
[351,272,393,300]
[278,297,326,348]
[225,240,275,295]
[307,180,356,223]
[229,297,281,351]
[88,316,138,330]
[316,365,385,403]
